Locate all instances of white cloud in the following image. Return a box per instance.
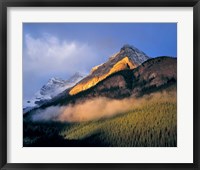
[24,34,98,77]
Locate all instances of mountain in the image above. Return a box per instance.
[27,56,176,111]
[69,44,150,95]
[24,45,176,118]
[65,56,176,104]
[37,72,84,101]
[23,72,84,108]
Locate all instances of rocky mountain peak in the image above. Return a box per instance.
[120,44,136,51]
[119,44,149,65]
[45,77,65,87]
[69,44,150,95]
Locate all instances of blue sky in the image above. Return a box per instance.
[23,23,177,100]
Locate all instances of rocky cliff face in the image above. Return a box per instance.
[68,56,177,102]
[69,45,150,95]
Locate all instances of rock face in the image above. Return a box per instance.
[120,44,150,65]
[69,56,177,101]
[69,45,150,95]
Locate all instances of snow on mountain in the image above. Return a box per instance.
[23,72,84,109]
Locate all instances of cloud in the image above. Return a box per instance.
[58,97,135,122]
[30,91,176,122]
[31,96,148,122]
[23,34,98,77]
[32,97,136,122]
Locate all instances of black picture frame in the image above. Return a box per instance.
[0,0,199,169]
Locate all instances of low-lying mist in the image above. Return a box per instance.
[31,90,176,122]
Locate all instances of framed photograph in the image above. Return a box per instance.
[1,0,199,169]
